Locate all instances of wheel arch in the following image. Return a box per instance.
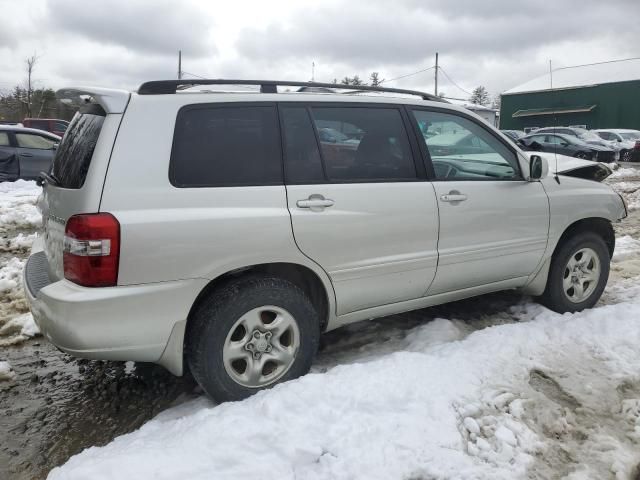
[554,217,615,259]
[186,262,333,333]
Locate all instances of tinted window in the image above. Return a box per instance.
[171,105,282,187]
[413,109,521,180]
[51,104,105,189]
[308,107,416,182]
[28,120,48,129]
[0,132,9,146]
[16,133,56,149]
[281,107,325,184]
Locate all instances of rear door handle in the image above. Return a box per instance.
[19,152,33,157]
[296,194,335,211]
[440,191,467,203]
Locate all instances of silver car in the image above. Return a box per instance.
[23,80,627,402]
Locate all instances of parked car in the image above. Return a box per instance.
[22,118,69,137]
[0,125,60,181]
[24,80,626,403]
[518,132,618,162]
[0,120,24,127]
[500,130,525,142]
[592,129,640,162]
[535,126,623,152]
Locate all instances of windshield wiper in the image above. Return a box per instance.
[37,171,61,187]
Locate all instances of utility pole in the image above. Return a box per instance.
[311,61,315,82]
[178,50,182,80]
[434,52,439,96]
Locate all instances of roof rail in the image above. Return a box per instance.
[137,79,445,102]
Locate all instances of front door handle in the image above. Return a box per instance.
[296,194,335,211]
[440,191,467,203]
[19,152,34,157]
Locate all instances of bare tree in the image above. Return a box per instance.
[25,54,37,117]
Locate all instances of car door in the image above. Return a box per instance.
[14,131,56,179]
[0,131,19,181]
[282,104,439,315]
[410,108,549,295]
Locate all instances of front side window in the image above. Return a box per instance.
[308,107,416,182]
[16,133,56,149]
[170,105,282,187]
[413,109,521,180]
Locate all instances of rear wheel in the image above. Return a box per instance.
[186,275,320,402]
[539,232,610,313]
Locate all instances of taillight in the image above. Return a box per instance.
[63,213,120,287]
[634,140,640,151]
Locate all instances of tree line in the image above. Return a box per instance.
[332,72,501,109]
[0,55,77,122]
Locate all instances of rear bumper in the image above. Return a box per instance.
[24,250,206,373]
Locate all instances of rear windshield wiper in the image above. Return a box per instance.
[37,171,61,187]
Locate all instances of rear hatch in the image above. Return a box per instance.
[41,88,129,281]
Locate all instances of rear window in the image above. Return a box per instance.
[170,105,282,187]
[51,104,105,189]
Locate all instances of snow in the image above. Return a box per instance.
[609,167,639,180]
[0,180,42,230]
[0,360,15,382]
[504,58,640,95]
[49,297,640,480]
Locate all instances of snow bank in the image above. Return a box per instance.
[613,235,640,263]
[49,295,640,480]
[0,313,40,346]
[0,360,15,382]
[608,167,639,180]
[0,180,41,230]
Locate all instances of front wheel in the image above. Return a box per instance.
[186,275,320,402]
[539,232,610,313]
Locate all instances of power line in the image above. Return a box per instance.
[381,65,435,84]
[438,67,472,96]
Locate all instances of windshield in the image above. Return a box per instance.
[576,130,602,141]
[620,132,640,140]
[51,105,105,188]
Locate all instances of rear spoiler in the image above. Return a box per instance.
[56,87,130,114]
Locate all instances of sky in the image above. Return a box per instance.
[1,0,639,100]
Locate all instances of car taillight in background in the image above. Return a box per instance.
[634,140,640,151]
[63,213,120,287]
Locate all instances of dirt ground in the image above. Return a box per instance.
[1,164,639,480]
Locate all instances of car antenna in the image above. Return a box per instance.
[550,59,560,184]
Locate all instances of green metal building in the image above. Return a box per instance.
[500,58,640,131]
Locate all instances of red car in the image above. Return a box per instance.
[22,118,69,137]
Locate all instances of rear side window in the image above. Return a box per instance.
[51,104,105,189]
[280,106,325,184]
[16,133,56,149]
[0,132,9,146]
[170,105,282,187]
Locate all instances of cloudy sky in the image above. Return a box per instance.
[1,0,638,100]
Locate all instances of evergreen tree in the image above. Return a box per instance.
[369,72,381,86]
[469,86,490,106]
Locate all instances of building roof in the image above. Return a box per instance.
[503,57,640,95]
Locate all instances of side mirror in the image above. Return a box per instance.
[529,155,548,180]
[561,142,569,147]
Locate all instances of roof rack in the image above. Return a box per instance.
[137,79,445,102]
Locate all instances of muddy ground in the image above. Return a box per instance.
[1,164,640,480]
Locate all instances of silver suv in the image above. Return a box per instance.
[24,80,627,402]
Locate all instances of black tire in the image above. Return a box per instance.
[539,232,610,313]
[186,275,320,402]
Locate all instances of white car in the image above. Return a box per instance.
[24,80,627,402]
[592,129,640,162]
